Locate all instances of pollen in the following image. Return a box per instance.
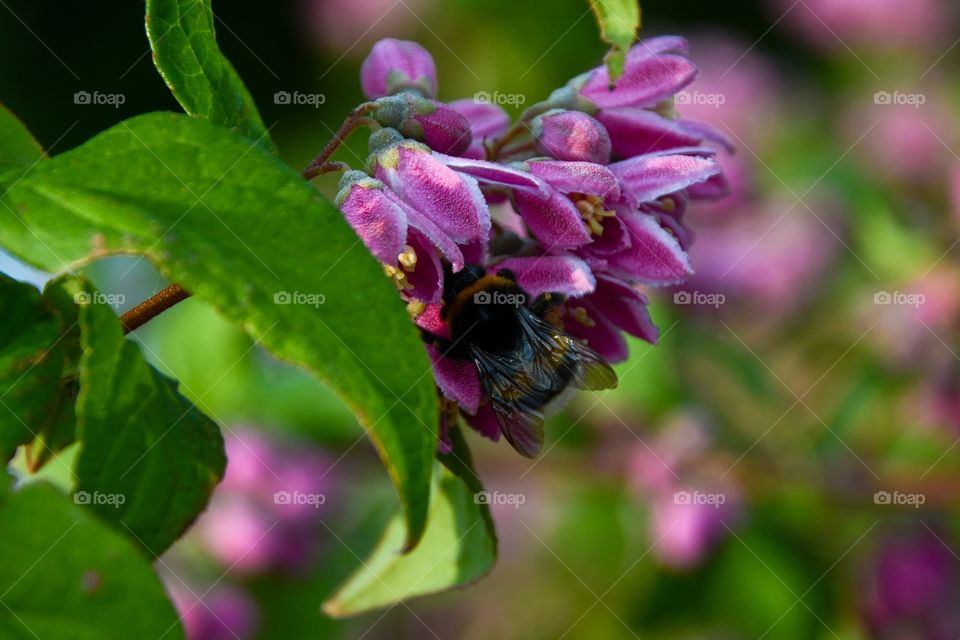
[384,245,419,292]
[571,193,615,236]
[570,306,596,328]
[397,244,418,271]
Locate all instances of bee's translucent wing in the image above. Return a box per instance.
[569,339,618,391]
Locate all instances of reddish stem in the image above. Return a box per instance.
[120,284,191,334]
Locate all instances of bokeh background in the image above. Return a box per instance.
[3,0,960,637]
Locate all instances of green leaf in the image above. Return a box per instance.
[146,0,273,151]
[73,291,226,556]
[0,112,438,549]
[0,275,78,465]
[0,482,185,640]
[323,460,497,617]
[588,0,641,80]
[0,102,43,167]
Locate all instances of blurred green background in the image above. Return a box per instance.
[2,0,960,638]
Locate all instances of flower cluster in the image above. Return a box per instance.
[331,37,729,447]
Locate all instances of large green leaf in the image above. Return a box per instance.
[73,292,225,556]
[588,0,641,80]
[323,459,497,616]
[0,482,185,640]
[146,0,273,151]
[0,111,438,548]
[0,275,78,465]
[0,103,43,167]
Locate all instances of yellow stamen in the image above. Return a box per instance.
[570,193,616,237]
[384,245,419,292]
[397,244,417,271]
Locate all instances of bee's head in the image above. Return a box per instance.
[443,263,487,303]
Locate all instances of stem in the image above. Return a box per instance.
[121,284,191,335]
[487,101,552,160]
[301,103,377,179]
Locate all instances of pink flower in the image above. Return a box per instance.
[770,0,952,51]
[169,584,259,640]
[371,94,473,155]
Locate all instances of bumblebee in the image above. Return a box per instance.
[422,264,618,457]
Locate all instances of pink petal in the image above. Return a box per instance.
[514,188,593,249]
[565,300,629,363]
[383,189,464,270]
[608,212,694,285]
[337,182,408,265]
[581,54,698,110]
[610,153,722,208]
[464,403,501,442]
[596,108,705,158]
[427,346,482,414]
[494,255,596,298]
[592,274,659,344]
[404,228,444,302]
[415,302,449,338]
[377,144,491,244]
[527,160,621,201]
[447,98,510,159]
[437,153,548,195]
[582,215,632,256]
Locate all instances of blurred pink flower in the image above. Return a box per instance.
[302,0,432,51]
[627,411,741,570]
[679,195,842,314]
[680,33,783,149]
[168,583,259,640]
[843,96,954,185]
[861,528,960,638]
[195,429,336,575]
[770,0,951,51]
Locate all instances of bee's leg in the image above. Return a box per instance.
[531,292,567,315]
[531,292,567,328]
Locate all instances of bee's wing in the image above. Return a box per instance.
[568,339,619,391]
[470,348,546,458]
[518,308,619,392]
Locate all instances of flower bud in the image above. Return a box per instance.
[360,38,437,99]
[371,94,472,155]
[531,109,612,163]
